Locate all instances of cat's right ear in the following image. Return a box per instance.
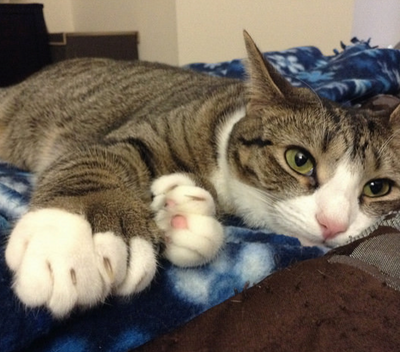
[243,30,296,113]
[389,103,400,128]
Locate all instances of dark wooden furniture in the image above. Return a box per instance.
[49,32,139,62]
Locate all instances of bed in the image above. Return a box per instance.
[1,39,400,352]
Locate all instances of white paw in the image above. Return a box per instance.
[151,174,225,267]
[5,208,157,317]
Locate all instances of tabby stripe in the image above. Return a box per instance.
[169,146,192,173]
[181,118,199,170]
[239,137,272,147]
[40,151,138,188]
[98,139,155,181]
[119,138,157,179]
[47,184,120,199]
[164,118,194,172]
[49,158,117,176]
[373,147,382,170]
[58,171,118,188]
[232,150,260,182]
[322,131,333,153]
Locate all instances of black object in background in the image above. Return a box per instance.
[0,4,51,87]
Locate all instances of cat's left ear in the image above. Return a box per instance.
[243,31,299,113]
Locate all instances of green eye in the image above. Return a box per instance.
[363,179,391,198]
[285,148,315,176]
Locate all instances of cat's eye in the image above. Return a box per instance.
[363,179,392,198]
[285,148,315,176]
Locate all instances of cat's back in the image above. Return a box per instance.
[1,58,238,120]
[0,58,242,140]
[0,58,243,172]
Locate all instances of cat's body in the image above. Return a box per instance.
[2,32,400,317]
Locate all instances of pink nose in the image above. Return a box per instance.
[316,213,348,240]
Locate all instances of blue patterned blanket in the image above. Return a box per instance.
[187,39,400,104]
[2,39,400,352]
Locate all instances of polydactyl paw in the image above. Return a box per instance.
[151,173,225,267]
[5,208,157,317]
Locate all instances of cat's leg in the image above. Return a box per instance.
[5,148,162,317]
[150,173,225,267]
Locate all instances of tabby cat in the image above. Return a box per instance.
[2,32,400,317]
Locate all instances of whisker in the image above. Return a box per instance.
[252,188,282,203]
[377,129,400,158]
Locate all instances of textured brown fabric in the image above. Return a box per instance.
[137,227,400,352]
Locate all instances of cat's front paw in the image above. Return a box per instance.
[5,208,157,317]
[151,174,225,267]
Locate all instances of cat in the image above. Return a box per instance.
[2,31,400,318]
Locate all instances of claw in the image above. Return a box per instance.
[70,269,77,285]
[185,195,206,202]
[103,257,114,283]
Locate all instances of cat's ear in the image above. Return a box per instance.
[389,103,400,128]
[243,30,297,113]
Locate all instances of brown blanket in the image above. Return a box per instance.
[138,221,400,352]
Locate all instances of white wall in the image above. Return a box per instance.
[69,0,179,65]
[9,0,357,65]
[11,0,74,32]
[352,0,400,48]
[175,0,355,65]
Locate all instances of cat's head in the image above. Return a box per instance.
[227,32,400,247]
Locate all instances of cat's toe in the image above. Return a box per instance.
[5,209,116,317]
[114,237,157,296]
[164,214,224,267]
[150,173,196,212]
[93,231,128,288]
[151,173,196,197]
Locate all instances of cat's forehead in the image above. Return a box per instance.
[263,102,399,177]
[263,103,385,146]
[301,104,385,141]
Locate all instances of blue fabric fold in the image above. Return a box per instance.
[187,39,400,103]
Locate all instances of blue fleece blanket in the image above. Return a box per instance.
[2,39,400,352]
[187,39,400,104]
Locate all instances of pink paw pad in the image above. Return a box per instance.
[171,215,188,229]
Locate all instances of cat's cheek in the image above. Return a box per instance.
[272,197,323,245]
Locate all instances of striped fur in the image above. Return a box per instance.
[1,31,400,248]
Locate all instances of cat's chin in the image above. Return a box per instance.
[296,235,326,248]
[291,221,376,249]
[285,228,358,248]
[279,229,329,248]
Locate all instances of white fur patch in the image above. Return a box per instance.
[211,108,246,212]
[211,107,277,230]
[151,173,225,267]
[212,119,376,247]
[273,161,375,246]
[5,208,157,317]
[115,237,157,296]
